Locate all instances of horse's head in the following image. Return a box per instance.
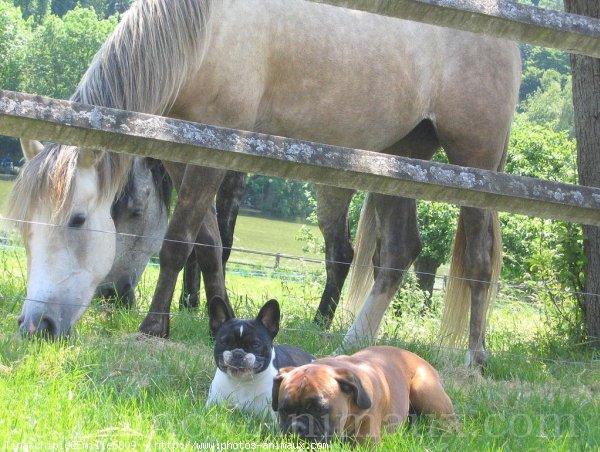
[97,158,170,306]
[11,139,129,338]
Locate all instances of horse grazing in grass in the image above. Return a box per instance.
[98,157,171,306]
[20,139,172,308]
[9,0,519,366]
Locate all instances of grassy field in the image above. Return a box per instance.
[0,212,598,450]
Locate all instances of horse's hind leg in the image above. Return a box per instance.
[459,206,498,368]
[217,171,247,267]
[314,185,355,328]
[179,171,245,309]
[195,204,228,309]
[140,165,226,337]
[343,195,421,347]
[180,249,201,309]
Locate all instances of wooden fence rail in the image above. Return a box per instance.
[2,90,600,226]
[316,0,600,58]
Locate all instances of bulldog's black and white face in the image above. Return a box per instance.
[209,297,280,379]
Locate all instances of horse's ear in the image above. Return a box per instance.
[20,139,44,161]
[78,149,105,169]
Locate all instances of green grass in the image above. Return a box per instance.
[227,209,321,270]
[0,215,599,450]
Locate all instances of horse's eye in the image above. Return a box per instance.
[68,214,86,228]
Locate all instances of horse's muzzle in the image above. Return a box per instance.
[18,313,59,339]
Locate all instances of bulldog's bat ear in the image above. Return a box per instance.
[336,369,372,410]
[257,299,280,338]
[208,296,235,336]
[271,367,292,412]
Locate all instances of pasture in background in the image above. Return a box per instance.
[0,210,598,449]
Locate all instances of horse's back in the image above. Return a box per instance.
[190,0,519,155]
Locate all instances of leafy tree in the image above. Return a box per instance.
[244,176,315,219]
[413,200,457,299]
[0,2,32,161]
[21,6,116,99]
[501,117,585,341]
[518,70,574,135]
[502,117,579,279]
[12,0,49,24]
[518,0,569,104]
[1,1,31,91]
[50,0,133,19]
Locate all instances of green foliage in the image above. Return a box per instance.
[12,0,49,24]
[517,0,573,135]
[519,45,570,102]
[417,200,457,266]
[0,1,31,91]
[21,6,116,99]
[51,0,130,18]
[518,70,574,136]
[392,271,434,318]
[503,118,585,340]
[243,176,315,219]
[502,118,580,282]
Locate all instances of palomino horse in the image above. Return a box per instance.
[9,0,520,366]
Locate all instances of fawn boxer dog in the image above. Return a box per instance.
[272,346,457,443]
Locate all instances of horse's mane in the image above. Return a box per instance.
[9,0,211,231]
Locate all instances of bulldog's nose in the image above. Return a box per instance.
[232,349,246,360]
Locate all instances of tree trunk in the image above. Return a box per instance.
[563,0,600,348]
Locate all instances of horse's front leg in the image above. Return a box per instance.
[343,195,421,348]
[140,165,226,337]
[313,185,355,329]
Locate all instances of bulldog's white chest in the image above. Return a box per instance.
[206,351,277,418]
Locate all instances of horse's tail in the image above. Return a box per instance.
[344,193,377,316]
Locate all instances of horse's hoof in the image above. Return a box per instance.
[139,315,170,338]
[464,349,487,371]
[312,313,333,330]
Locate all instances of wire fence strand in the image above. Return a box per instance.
[1,216,599,301]
[1,215,599,368]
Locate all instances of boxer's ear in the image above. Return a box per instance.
[257,299,280,338]
[336,369,372,410]
[272,367,292,411]
[208,296,235,336]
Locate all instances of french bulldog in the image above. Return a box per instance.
[206,296,314,417]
